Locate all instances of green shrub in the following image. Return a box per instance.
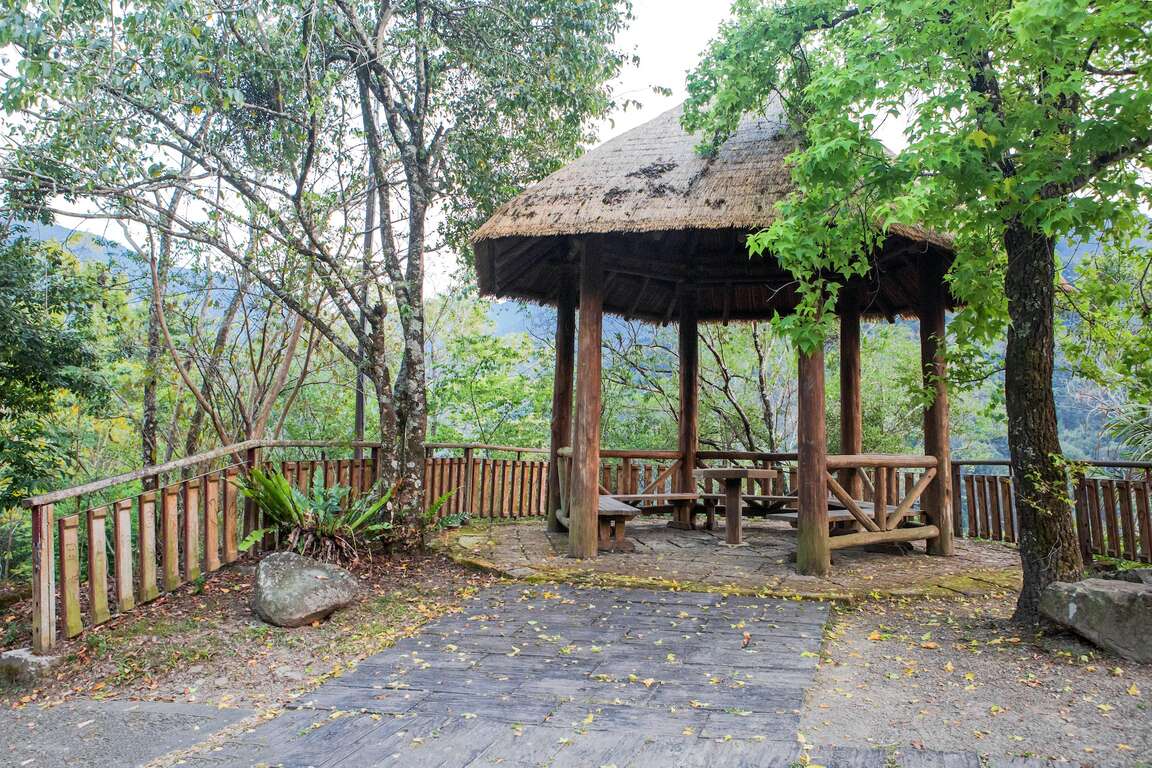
[235,469,396,563]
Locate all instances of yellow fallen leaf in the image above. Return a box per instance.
[1126,683,1140,696]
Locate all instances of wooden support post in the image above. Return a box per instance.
[462,447,475,519]
[243,446,260,542]
[222,469,239,564]
[569,241,603,559]
[672,287,699,530]
[370,444,383,490]
[138,491,159,602]
[161,485,181,591]
[58,516,82,638]
[839,302,863,498]
[547,282,576,532]
[86,506,110,625]
[920,256,955,556]
[183,479,201,581]
[204,474,220,573]
[31,504,56,654]
[113,499,135,613]
[797,343,830,575]
[724,478,744,546]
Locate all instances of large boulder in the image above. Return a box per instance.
[1039,578,1152,663]
[251,552,360,628]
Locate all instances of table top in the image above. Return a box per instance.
[693,467,778,481]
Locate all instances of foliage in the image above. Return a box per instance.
[681,0,1151,617]
[1061,232,1152,405]
[235,469,396,563]
[1106,404,1152,461]
[683,0,1150,353]
[0,229,115,519]
[428,329,551,447]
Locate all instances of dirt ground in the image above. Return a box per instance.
[804,590,1152,768]
[2,552,497,711]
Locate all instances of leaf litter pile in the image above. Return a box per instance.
[2,552,496,712]
[804,590,1151,767]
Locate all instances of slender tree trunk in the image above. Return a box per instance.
[141,242,172,478]
[1003,219,1084,622]
[354,172,374,459]
[394,198,428,525]
[184,277,245,456]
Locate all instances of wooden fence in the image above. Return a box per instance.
[423,443,549,519]
[29,440,1152,655]
[24,440,382,654]
[953,460,1152,563]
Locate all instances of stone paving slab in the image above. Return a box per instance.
[447,519,1023,599]
[0,699,251,768]
[175,584,1053,768]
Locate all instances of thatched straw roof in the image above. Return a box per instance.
[472,102,955,323]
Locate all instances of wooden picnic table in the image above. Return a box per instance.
[693,467,777,546]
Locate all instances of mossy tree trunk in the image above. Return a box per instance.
[1003,219,1084,622]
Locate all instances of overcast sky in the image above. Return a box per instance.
[598,1,733,142]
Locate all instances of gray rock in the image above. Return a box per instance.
[1039,578,1152,662]
[1125,567,1152,585]
[251,552,360,628]
[0,647,62,685]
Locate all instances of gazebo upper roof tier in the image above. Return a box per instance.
[472,102,957,322]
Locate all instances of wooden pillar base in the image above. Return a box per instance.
[796,343,831,576]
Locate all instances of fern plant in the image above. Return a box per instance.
[235,468,396,563]
[1108,404,1152,461]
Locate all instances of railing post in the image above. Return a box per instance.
[463,446,475,518]
[243,445,260,543]
[950,462,964,538]
[370,444,383,492]
[1073,468,1093,563]
[31,503,56,655]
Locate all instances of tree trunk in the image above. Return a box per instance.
[1003,219,1083,621]
[184,277,245,456]
[394,197,428,530]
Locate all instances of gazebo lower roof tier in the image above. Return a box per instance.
[472,102,956,322]
[475,228,956,323]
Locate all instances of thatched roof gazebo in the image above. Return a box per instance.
[471,102,956,576]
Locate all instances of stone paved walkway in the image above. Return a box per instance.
[173,585,1050,768]
[451,519,1022,598]
[2,699,250,768]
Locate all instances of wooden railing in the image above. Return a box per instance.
[953,460,1152,563]
[824,454,938,549]
[423,443,549,519]
[24,440,383,654]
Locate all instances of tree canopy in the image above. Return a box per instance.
[682,0,1152,618]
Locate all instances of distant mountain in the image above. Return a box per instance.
[14,221,138,270]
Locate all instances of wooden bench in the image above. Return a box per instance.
[598,495,639,552]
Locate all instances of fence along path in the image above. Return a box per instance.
[953,459,1152,564]
[25,440,382,654]
[28,442,1152,655]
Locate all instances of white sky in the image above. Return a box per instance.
[597,1,733,142]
